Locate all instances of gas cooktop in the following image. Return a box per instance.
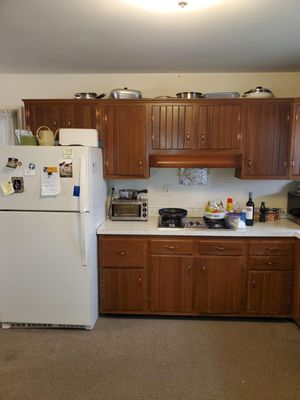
[158,216,233,230]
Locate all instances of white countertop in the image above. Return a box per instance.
[97,217,300,238]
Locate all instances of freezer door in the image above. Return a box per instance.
[0,145,104,212]
[0,211,97,328]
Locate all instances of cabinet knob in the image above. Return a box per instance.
[53,121,57,127]
[201,132,205,141]
[165,245,175,250]
[247,160,252,168]
[118,250,128,256]
[186,133,190,141]
[202,265,206,271]
[138,160,143,168]
[187,264,191,272]
[214,246,225,251]
[251,280,256,289]
[68,120,71,127]
[138,276,142,284]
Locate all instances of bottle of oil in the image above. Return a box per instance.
[245,192,255,226]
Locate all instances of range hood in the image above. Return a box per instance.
[149,152,242,168]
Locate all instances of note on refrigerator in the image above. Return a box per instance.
[41,167,60,196]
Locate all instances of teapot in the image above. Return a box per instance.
[36,126,58,146]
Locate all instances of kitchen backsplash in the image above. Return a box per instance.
[107,168,295,216]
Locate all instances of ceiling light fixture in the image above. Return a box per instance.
[124,0,221,13]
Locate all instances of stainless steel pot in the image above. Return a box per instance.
[110,88,142,99]
[119,189,148,199]
[243,86,274,98]
[176,92,203,99]
[74,92,106,99]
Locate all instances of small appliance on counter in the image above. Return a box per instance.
[287,191,300,225]
[109,188,148,221]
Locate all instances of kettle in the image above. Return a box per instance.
[36,126,59,146]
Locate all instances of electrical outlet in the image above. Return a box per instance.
[163,184,170,197]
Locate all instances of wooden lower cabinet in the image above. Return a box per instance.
[101,268,146,312]
[98,235,298,322]
[247,239,294,316]
[150,255,193,313]
[247,271,293,314]
[194,257,245,314]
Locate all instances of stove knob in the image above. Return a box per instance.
[196,221,201,225]
[189,221,194,226]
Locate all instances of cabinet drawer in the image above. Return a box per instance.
[249,240,294,256]
[101,237,146,267]
[198,240,244,256]
[150,240,193,255]
[249,256,294,271]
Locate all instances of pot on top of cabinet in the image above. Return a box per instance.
[243,86,274,98]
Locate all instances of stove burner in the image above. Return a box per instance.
[159,215,183,228]
[158,216,233,229]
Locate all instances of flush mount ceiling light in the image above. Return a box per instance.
[124,0,221,13]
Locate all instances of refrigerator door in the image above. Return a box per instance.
[0,211,97,328]
[0,145,104,212]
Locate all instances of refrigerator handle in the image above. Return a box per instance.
[80,212,88,267]
[80,155,89,213]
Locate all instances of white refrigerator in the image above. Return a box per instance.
[0,145,107,329]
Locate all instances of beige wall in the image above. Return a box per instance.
[1,71,300,109]
[0,71,298,211]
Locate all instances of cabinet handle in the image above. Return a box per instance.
[201,132,205,141]
[247,160,252,168]
[202,265,206,271]
[214,246,225,251]
[284,161,288,167]
[53,120,57,127]
[118,250,128,256]
[186,133,190,141]
[267,261,273,265]
[187,264,191,272]
[165,245,176,250]
[68,120,71,127]
[291,160,295,167]
[138,160,143,168]
[237,132,242,141]
[138,276,142,285]
[251,280,256,289]
[25,109,30,118]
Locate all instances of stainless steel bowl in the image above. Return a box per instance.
[176,92,203,99]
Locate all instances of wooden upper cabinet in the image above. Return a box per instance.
[102,104,149,179]
[150,102,242,152]
[197,104,241,150]
[290,102,300,179]
[151,104,194,150]
[237,100,290,179]
[23,101,75,133]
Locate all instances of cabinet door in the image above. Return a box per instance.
[151,104,194,150]
[24,103,74,133]
[198,104,241,150]
[292,240,300,326]
[247,271,293,314]
[241,102,290,178]
[150,255,193,313]
[194,257,244,313]
[103,104,148,178]
[101,268,146,312]
[290,103,300,178]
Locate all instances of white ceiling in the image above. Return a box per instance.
[1,0,300,74]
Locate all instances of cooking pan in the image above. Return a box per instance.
[158,208,187,219]
[74,92,106,99]
[176,92,203,99]
[119,189,148,199]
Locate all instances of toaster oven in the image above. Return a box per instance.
[110,199,148,221]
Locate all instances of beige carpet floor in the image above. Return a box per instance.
[0,317,300,400]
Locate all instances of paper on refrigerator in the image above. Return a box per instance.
[41,167,60,196]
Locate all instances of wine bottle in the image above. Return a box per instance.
[245,192,255,226]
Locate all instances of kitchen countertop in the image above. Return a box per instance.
[97,217,300,238]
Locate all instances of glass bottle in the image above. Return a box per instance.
[245,192,255,226]
[259,201,266,222]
